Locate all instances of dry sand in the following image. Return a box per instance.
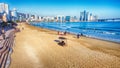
[10,23,120,68]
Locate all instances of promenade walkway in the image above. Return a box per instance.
[0,28,15,68]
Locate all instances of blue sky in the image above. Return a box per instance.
[0,0,120,18]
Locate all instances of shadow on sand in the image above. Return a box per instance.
[54,40,67,47]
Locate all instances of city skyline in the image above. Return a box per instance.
[0,0,120,18]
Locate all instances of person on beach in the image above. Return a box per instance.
[81,33,83,36]
[61,32,64,35]
[58,31,64,36]
[58,41,65,46]
[1,28,6,39]
[58,31,59,35]
[77,33,80,39]
[64,31,67,35]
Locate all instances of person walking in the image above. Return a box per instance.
[77,33,80,39]
[58,31,59,35]
[1,28,6,39]
[64,31,67,35]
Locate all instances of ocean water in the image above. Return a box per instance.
[30,22,120,43]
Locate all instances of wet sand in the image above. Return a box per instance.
[10,23,120,68]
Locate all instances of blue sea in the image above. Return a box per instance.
[30,22,120,43]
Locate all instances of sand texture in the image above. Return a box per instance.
[10,23,120,68]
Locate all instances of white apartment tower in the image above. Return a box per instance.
[0,3,10,21]
[11,8,18,21]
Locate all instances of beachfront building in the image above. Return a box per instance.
[54,17,57,22]
[58,16,61,22]
[88,13,98,22]
[88,13,93,21]
[24,14,41,22]
[38,16,42,21]
[41,16,48,22]
[62,16,65,22]
[92,15,98,22]
[0,3,10,21]
[40,17,44,22]
[73,16,78,22]
[10,8,18,22]
[70,16,79,22]
[37,16,42,22]
[37,16,41,22]
[80,10,89,22]
[38,16,59,22]
[27,14,34,22]
[57,15,65,23]
[30,15,35,21]
[25,14,30,20]
[45,16,55,22]
[34,15,39,21]
[45,16,49,22]
[50,17,56,22]
[37,16,40,21]
[17,12,26,22]
[36,16,40,22]
[65,16,71,22]
[23,13,33,22]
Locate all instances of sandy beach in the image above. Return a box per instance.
[10,23,120,68]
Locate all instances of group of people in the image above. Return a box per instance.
[57,31,83,39]
[77,33,83,39]
[57,31,67,46]
[58,41,65,46]
[58,31,67,35]
[56,31,83,46]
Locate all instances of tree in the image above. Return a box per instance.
[1,21,8,27]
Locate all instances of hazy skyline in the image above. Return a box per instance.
[0,0,120,18]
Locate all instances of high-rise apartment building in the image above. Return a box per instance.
[65,16,71,22]
[88,13,98,22]
[11,8,18,21]
[80,10,89,22]
[0,3,9,14]
[57,15,65,22]
[0,3,10,21]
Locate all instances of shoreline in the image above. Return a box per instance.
[27,23,120,44]
[26,23,120,57]
[29,22,120,43]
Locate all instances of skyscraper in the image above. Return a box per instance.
[57,15,65,22]
[80,10,89,22]
[89,13,93,21]
[0,3,11,21]
[65,16,71,22]
[58,16,61,22]
[11,8,18,21]
[26,14,29,20]
[0,3,5,13]
[88,13,98,22]
[62,16,65,22]
[17,12,26,22]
